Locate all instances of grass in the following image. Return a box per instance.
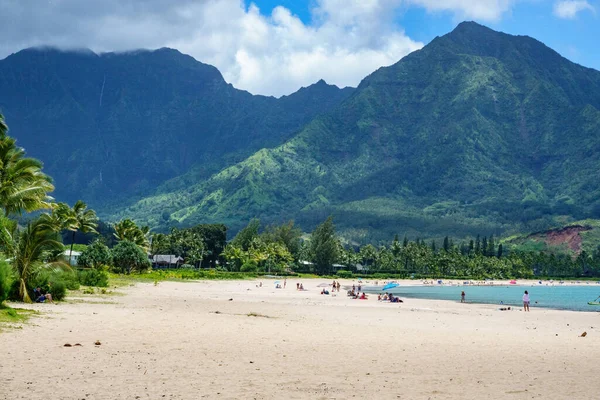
[107,269,281,285]
[0,304,38,331]
[67,286,123,296]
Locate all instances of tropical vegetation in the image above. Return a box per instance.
[108,22,600,244]
[4,22,600,311]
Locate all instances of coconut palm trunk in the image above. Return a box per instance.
[70,230,76,266]
[19,278,31,303]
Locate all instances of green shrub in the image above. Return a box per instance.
[181,264,194,269]
[336,270,353,278]
[49,280,67,301]
[240,262,258,272]
[61,270,80,290]
[0,260,15,304]
[111,241,151,274]
[78,240,112,269]
[78,269,109,287]
[30,269,73,301]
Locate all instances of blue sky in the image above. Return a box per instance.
[1,0,598,96]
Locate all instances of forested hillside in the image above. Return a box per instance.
[0,48,352,209]
[117,22,600,242]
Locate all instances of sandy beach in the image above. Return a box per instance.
[1,279,600,400]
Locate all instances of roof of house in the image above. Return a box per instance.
[61,251,82,257]
[152,255,184,263]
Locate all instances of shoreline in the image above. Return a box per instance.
[2,279,600,399]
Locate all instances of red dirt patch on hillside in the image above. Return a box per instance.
[532,225,592,254]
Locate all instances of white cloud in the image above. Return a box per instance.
[553,0,595,19]
[0,0,519,96]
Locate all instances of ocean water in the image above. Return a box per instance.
[367,283,600,312]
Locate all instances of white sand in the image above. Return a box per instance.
[1,279,599,399]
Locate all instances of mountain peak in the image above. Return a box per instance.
[451,21,492,34]
[6,46,98,61]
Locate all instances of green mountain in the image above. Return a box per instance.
[0,47,353,208]
[117,22,600,242]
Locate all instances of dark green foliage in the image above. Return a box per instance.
[78,269,109,287]
[0,49,352,216]
[0,260,15,304]
[78,240,112,269]
[186,224,227,268]
[60,270,80,290]
[116,22,600,243]
[48,280,67,301]
[111,241,151,274]
[30,270,73,301]
[309,216,340,274]
[262,221,302,259]
[150,223,226,267]
[336,270,353,278]
[231,219,261,251]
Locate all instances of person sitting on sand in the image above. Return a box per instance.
[359,293,368,300]
[378,294,382,301]
[276,284,282,289]
[296,283,300,290]
[36,292,53,303]
[299,283,305,291]
[321,289,329,295]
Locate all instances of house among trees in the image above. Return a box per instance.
[61,250,82,266]
[151,255,184,269]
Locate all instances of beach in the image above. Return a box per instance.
[1,279,599,400]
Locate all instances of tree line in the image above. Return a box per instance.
[1,111,600,308]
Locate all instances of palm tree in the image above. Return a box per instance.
[0,216,65,302]
[0,114,54,215]
[114,219,150,251]
[0,114,7,137]
[63,200,98,264]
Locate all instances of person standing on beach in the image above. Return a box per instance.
[523,290,530,312]
[284,279,286,289]
[461,291,466,303]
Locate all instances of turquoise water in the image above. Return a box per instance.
[367,284,600,312]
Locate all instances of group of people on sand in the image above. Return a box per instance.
[33,287,53,303]
[347,290,368,299]
[296,283,306,291]
[378,293,403,303]
[321,281,341,295]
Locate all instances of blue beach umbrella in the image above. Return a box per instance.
[382,283,399,291]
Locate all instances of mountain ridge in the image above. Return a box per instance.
[114,22,600,242]
[0,46,354,210]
